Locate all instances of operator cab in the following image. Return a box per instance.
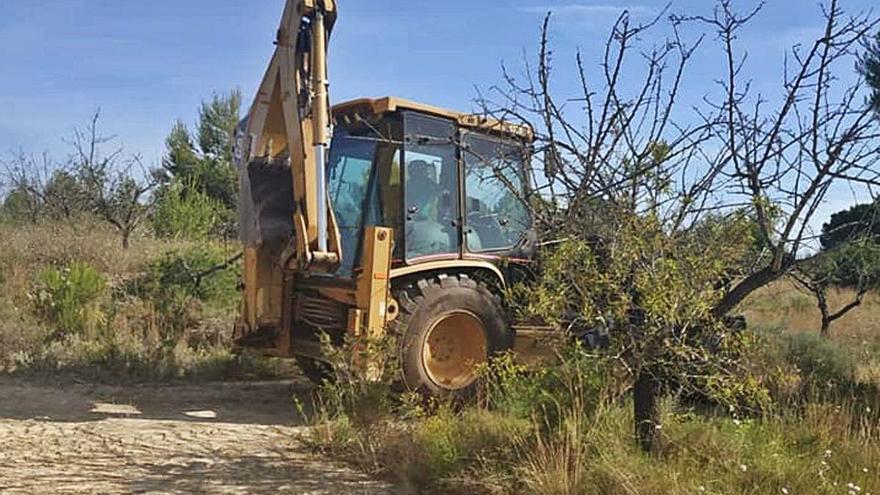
[328,97,535,277]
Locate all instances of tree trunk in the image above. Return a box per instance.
[712,266,784,318]
[122,230,131,250]
[820,317,831,338]
[818,288,865,339]
[817,289,831,339]
[634,369,661,454]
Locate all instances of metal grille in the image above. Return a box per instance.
[295,293,347,331]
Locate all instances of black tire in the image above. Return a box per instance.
[294,355,332,386]
[392,273,512,396]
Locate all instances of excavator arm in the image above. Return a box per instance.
[239,0,340,268]
[235,0,344,341]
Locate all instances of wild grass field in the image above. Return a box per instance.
[0,220,285,382]
[2,220,878,495]
[304,283,880,495]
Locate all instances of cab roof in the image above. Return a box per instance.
[332,96,534,142]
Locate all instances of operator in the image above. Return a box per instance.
[405,159,456,256]
[406,159,441,220]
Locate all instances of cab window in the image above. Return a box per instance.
[328,119,403,276]
[403,113,460,261]
[328,131,375,275]
[462,134,530,252]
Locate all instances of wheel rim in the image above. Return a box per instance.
[422,310,488,391]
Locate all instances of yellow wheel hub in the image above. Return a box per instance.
[422,310,488,390]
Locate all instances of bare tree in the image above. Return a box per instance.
[1,151,45,223]
[690,0,880,317]
[792,238,880,337]
[1,151,90,222]
[792,271,867,337]
[2,112,157,243]
[483,0,880,452]
[70,111,159,249]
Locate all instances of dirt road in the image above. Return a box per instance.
[0,378,390,494]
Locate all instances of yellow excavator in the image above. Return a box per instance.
[234,0,549,395]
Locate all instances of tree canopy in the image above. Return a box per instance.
[820,202,880,250]
[152,90,242,239]
[156,90,241,212]
[861,30,880,113]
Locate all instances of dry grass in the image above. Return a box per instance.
[0,219,239,285]
[743,280,880,390]
[0,219,158,280]
[742,280,880,346]
[312,393,880,495]
[0,220,280,383]
[307,280,880,494]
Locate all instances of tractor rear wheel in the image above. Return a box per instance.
[393,273,512,396]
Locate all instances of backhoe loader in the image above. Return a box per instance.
[234,0,551,395]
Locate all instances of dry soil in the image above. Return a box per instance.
[0,378,390,494]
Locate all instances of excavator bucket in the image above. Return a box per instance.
[237,123,295,248]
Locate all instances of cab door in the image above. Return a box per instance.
[461,132,531,254]
[402,112,462,262]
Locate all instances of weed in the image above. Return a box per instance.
[33,261,107,339]
[0,222,277,383]
[309,334,880,495]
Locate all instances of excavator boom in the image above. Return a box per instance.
[238,0,340,269]
[235,0,350,344]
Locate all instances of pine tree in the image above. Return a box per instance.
[198,90,241,164]
[159,120,202,184]
[196,90,241,211]
[862,31,880,113]
[157,89,241,211]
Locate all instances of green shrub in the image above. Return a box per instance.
[33,261,107,339]
[313,332,400,428]
[783,332,857,392]
[150,181,221,241]
[131,244,237,309]
[748,328,872,409]
[482,345,609,428]
[124,244,238,342]
[413,407,464,480]
[405,408,530,488]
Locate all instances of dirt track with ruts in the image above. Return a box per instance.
[0,378,390,494]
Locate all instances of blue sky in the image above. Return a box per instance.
[0,0,875,221]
